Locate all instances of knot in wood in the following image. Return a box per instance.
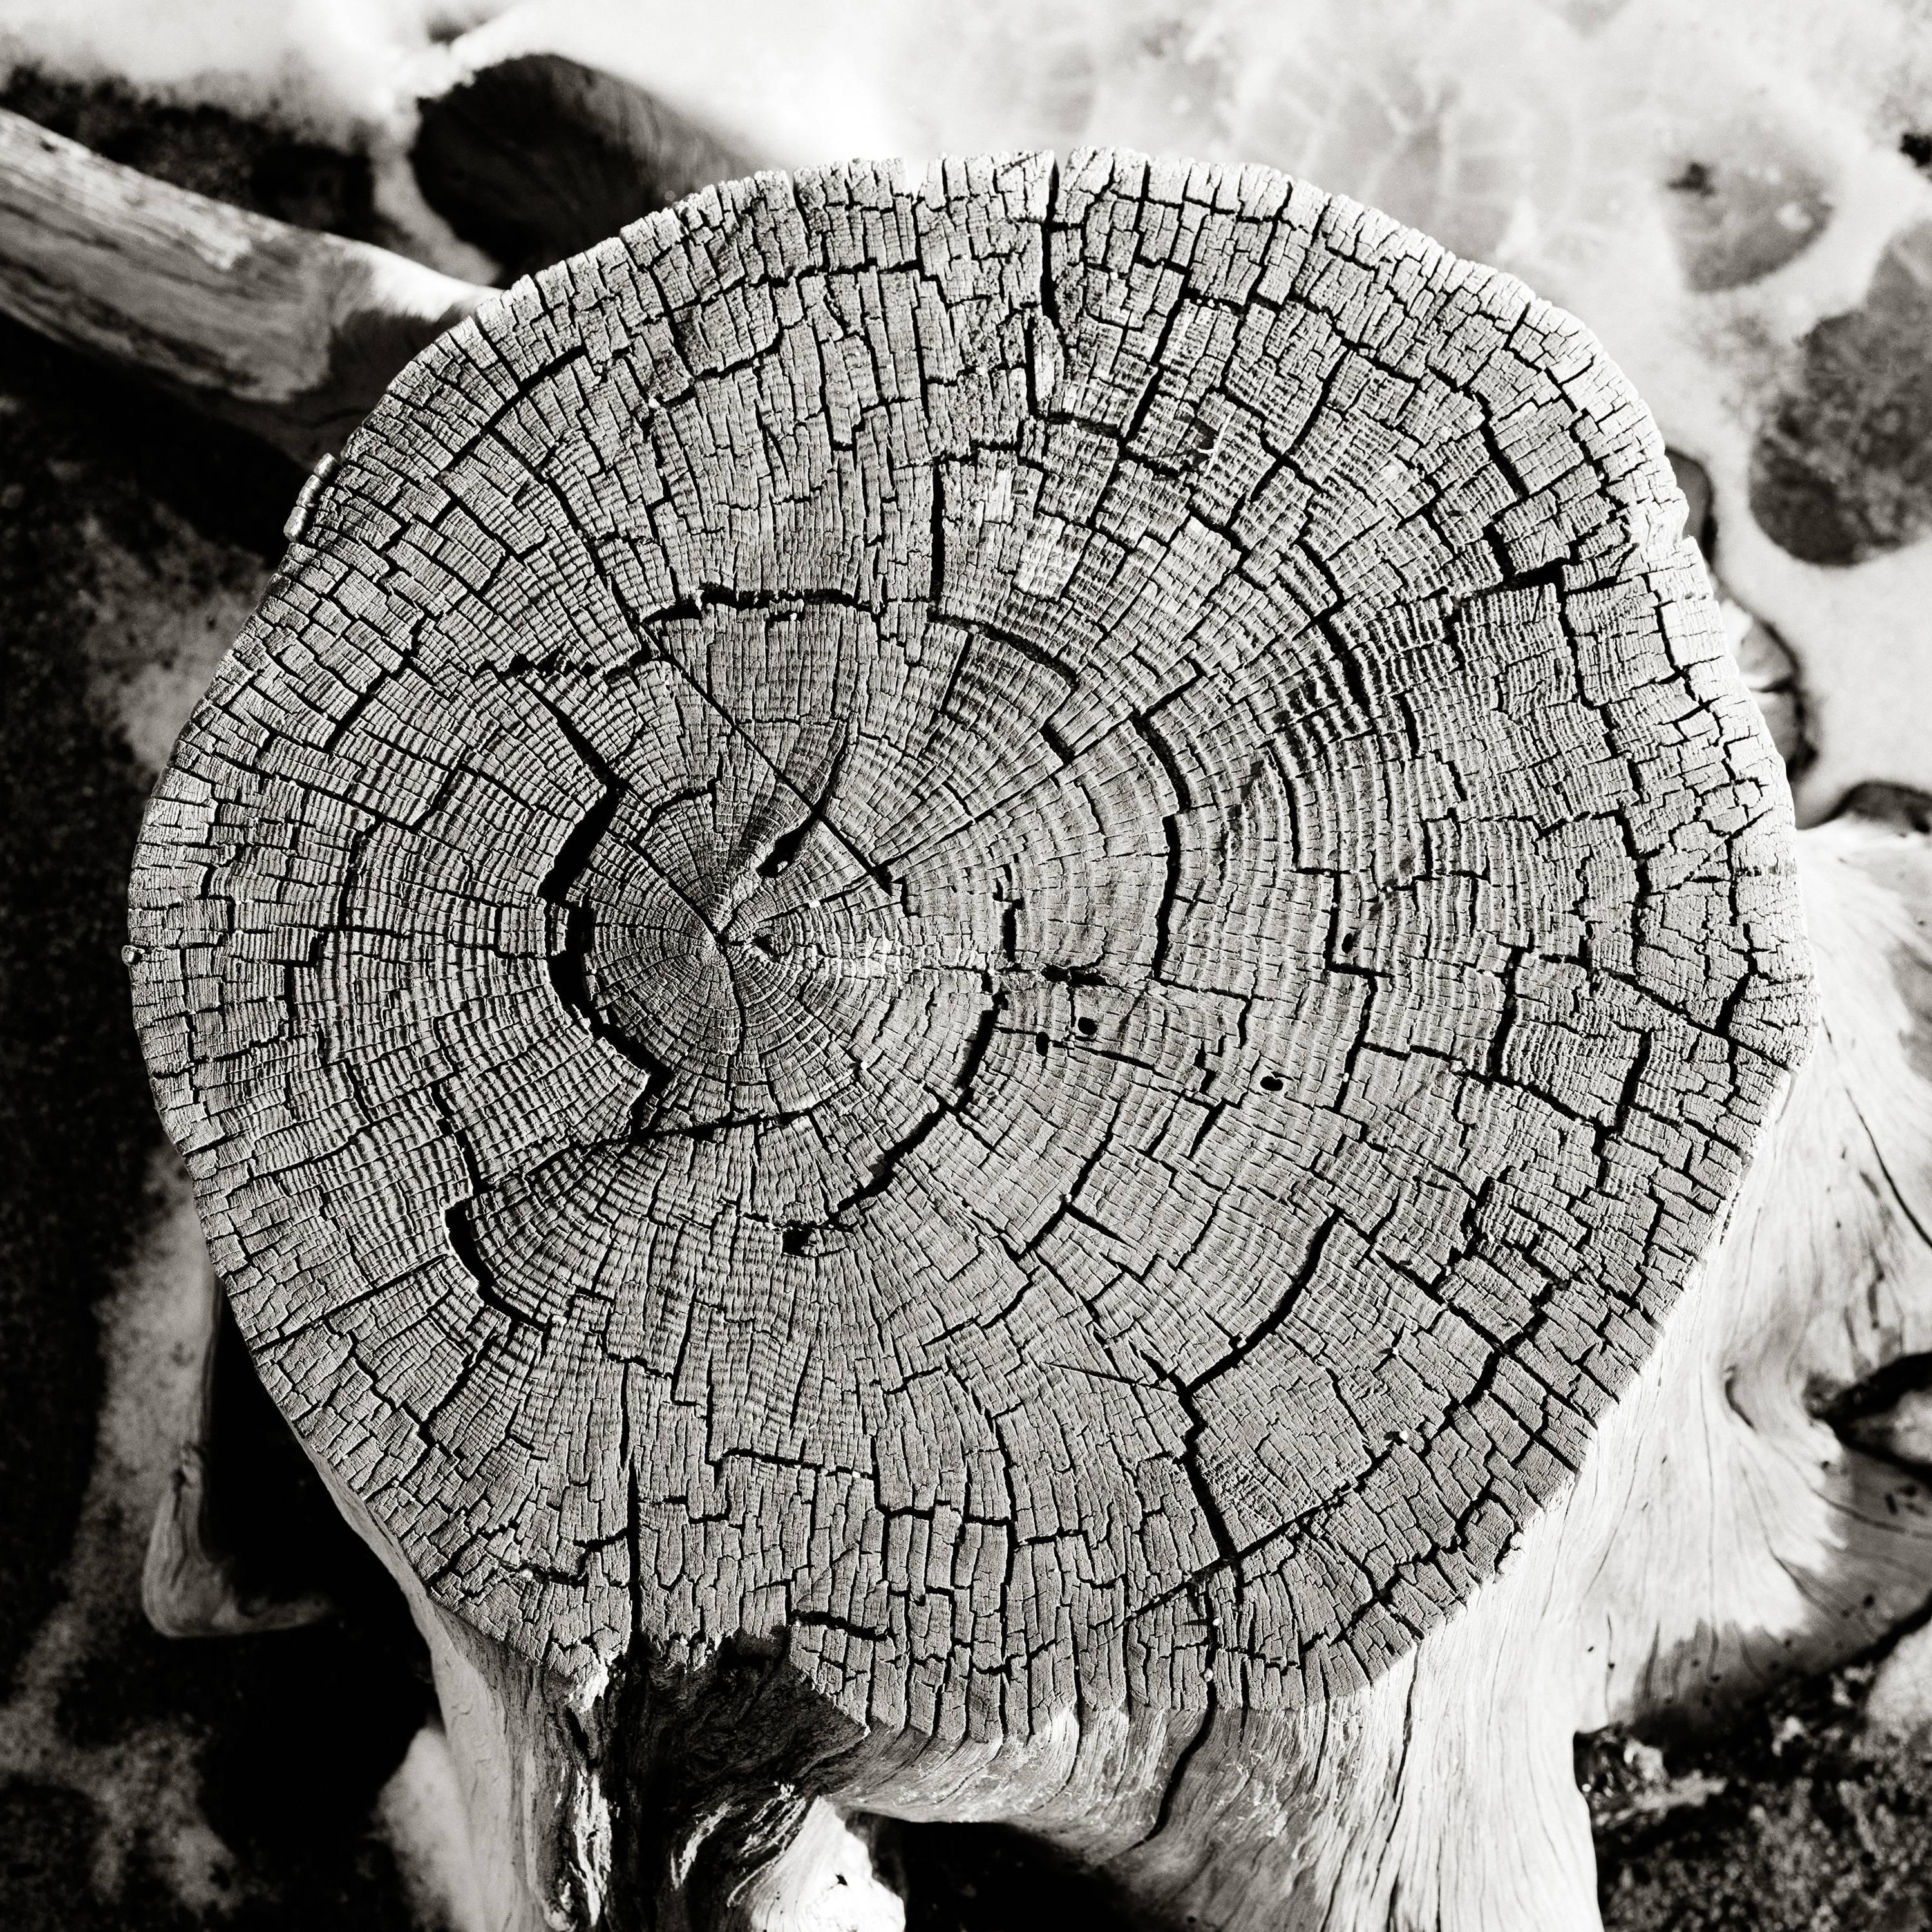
[535,667,1012,1191]
[129,149,1814,1741]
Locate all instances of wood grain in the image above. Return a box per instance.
[127,146,1810,1837]
[0,105,486,465]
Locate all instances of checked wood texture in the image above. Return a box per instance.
[128,148,1812,1740]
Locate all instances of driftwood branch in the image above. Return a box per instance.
[0,105,487,464]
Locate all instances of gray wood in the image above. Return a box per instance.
[0,105,486,464]
[127,146,1812,1922]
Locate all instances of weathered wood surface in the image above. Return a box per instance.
[0,105,486,465]
[128,148,1814,1924]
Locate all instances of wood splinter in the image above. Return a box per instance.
[125,147,1932,1929]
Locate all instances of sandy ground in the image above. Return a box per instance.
[3,74,1932,1931]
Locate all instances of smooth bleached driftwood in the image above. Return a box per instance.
[128,149,1815,1927]
[0,105,487,464]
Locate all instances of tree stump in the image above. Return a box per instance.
[128,149,1814,1928]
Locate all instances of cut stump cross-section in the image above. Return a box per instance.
[128,144,1812,1891]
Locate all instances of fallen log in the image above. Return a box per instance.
[0,104,486,464]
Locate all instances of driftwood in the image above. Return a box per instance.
[0,104,486,465]
[119,146,1872,1928]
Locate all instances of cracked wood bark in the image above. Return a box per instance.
[0,105,487,465]
[128,149,1814,1927]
